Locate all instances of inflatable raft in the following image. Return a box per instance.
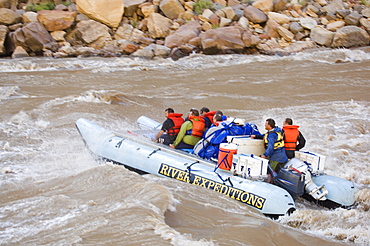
[76,118,296,218]
[136,116,358,209]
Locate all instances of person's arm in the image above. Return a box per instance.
[296,131,306,150]
[251,134,263,139]
[171,121,189,147]
[154,130,164,142]
[154,119,173,142]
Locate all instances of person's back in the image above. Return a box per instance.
[282,118,306,159]
[253,118,288,182]
[170,109,205,149]
[200,107,214,129]
[154,108,184,145]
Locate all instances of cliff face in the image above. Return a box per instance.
[0,0,369,59]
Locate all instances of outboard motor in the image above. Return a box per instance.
[284,158,328,201]
[273,162,305,200]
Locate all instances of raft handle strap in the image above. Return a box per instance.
[115,138,125,148]
[147,148,161,158]
[214,173,234,187]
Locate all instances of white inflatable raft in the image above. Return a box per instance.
[136,116,358,209]
[76,118,296,218]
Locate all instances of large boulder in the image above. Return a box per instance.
[131,43,171,58]
[114,24,148,43]
[159,0,185,19]
[117,39,139,54]
[322,0,344,16]
[283,40,316,53]
[267,12,290,25]
[289,22,304,34]
[8,21,58,55]
[146,13,173,38]
[257,39,283,55]
[242,28,261,47]
[0,8,21,25]
[124,0,146,17]
[66,19,112,49]
[344,11,362,26]
[164,20,201,48]
[22,11,38,23]
[0,25,8,55]
[273,0,287,12]
[264,19,280,38]
[11,45,29,58]
[331,26,370,48]
[76,0,124,28]
[360,18,370,35]
[0,0,11,8]
[37,10,77,32]
[326,20,345,32]
[252,0,273,13]
[199,26,245,54]
[277,26,294,42]
[310,26,334,47]
[299,17,317,30]
[243,6,267,24]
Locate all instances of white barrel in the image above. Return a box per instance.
[137,116,162,130]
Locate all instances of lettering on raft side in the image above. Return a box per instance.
[158,163,266,210]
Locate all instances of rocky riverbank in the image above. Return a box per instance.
[0,0,369,60]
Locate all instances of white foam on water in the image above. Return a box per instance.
[0,48,369,74]
[0,86,28,101]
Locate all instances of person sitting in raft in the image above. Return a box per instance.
[154,108,184,145]
[251,118,288,183]
[282,118,306,159]
[211,111,227,127]
[200,107,216,130]
[184,108,198,122]
[170,109,205,149]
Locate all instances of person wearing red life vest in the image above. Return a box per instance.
[200,107,216,130]
[170,109,205,149]
[282,118,306,159]
[154,108,184,145]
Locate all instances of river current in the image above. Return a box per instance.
[1,48,370,245]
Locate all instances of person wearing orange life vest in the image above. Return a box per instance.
[170,109,205,149]
[282,118,306,159]
[154,108,184,145]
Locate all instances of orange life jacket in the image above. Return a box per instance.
[204,111,216,124]
[167,113,184,137]
[283,125,300,151]
[188,116,205,138]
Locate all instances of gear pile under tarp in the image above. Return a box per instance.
[194,121,261,160]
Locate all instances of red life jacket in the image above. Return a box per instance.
[167,113,184,137]
[188,116,205,138]
[204,111,216,124]
[283,125,300,150]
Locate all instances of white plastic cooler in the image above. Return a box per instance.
[231,154,269,178]
[227,135,265,156]
[294,151,326,174]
